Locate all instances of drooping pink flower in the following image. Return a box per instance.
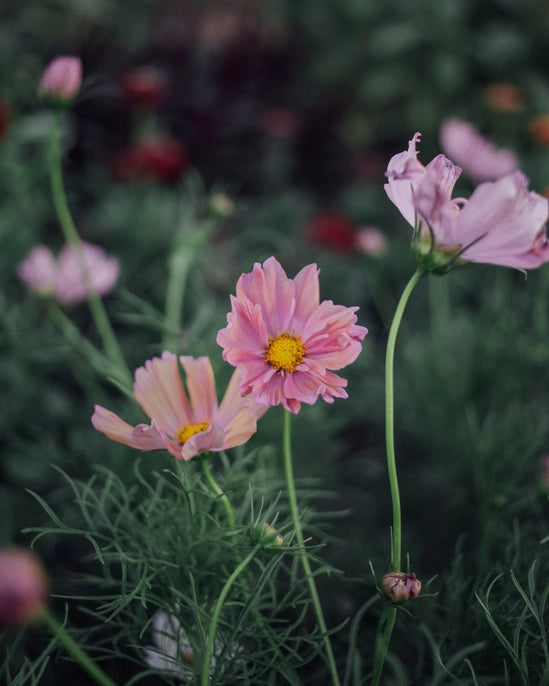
[439,118,518,182]
[92,352,266,461]
[0,548,49,627]
[38,56,82,106]
[384,132,549,272]
[18,242,119,304]
[216,257,368,414]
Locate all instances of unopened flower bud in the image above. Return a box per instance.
[39,56,82,107]
[208,193,235,220]
[382,570,421,603]
[0,548,49,627]
[251,523,284,549]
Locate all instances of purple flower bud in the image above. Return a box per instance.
[39,56,82,106]
[382,570,422,603]
[0,548,49,627]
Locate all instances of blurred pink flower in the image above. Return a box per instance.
[385,132,549,271]
[39,56,82,105]
[355,226,387,256]
[18,242,119,304]
[92,352,266,461]
[0,548,49,627]
[439,118,518,182]
[216,257,368,414]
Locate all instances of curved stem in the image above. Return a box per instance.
[201,547,258,686]
[282,409,341,686]
[200,455,236,531]
[41,608,118,686]
[48,112,131,387]
[385,268,424,570]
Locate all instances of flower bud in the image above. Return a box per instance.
[39,56,82,107]
[250,523,284,549]
[382,570,421,603]
[0,548,49,627]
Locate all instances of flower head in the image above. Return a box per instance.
[110,136,188,183]
[385,132,549,272]
[92,352,266,461]
[439,118,518,183]
[0,548,49,627]
[216,257,368,413]
[38,56,82,107]
[382,570,421,603]
[121,66,168,107]
[305,212,357,252]
[144,610,242,680]
[17,242,119,304]
[355,226,387,256]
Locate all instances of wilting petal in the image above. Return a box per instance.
[92,406,165,451]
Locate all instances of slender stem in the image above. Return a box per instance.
[163,249,194,351]
[385,268,424,571]
[282,409,341,686]
[201,547,258,686]
[41,608,118,686]
[47,112,131,386]
[371,606,397,686]
[200,456,236,531]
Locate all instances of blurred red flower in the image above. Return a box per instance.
[111,136,188,182]
[305,212,357,252]
[121,67,169,107]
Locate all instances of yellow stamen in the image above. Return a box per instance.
[264,332,306,373]
[174,420,210,445]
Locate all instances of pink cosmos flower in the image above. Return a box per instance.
[17,242,119,304]
[439,118,518,182]
[92,352,266,461]
[38,56,82,105]
[385,132,549,272]
[0,548,49,627]
[216,256,368,414]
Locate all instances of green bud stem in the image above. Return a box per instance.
[48,112,131,388]
[283,409,341,686]
[373,267,424,686]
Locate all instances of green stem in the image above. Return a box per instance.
[282,409,341,686]
[41,608,118,686]
[163,249,194,352]
[200,456,236,532]
[48,112,131,386]
[371,606,397,686]
[385,268,424,571]
[201,547,258,686]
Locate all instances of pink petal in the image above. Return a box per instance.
[178,356,218,420]
[134,351,192,434]
[91,405,165,450]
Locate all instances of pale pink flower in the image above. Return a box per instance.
[18,242,119,304]
[92,352,266,461]
[355,226,387,256]
[38,56,82,105]
[216,256,368,414]
[0,548,49,627]
[385,132,549,271]
[439,118,518,182]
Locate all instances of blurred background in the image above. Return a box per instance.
[2,0,549,683]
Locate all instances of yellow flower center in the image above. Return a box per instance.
[174,421,210,445]
[264,333,306,373]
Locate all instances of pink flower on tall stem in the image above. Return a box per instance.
[439,118,518,182]
[216,257,368,414]
[17,242,119,304]
[92,352,266,461]
[38,56,82,106]
[385,132,549,272]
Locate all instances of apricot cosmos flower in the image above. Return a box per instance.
[17,242,119,304]
[385,132,549,272]
[92,352,266,461]
[216,256,368,413]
